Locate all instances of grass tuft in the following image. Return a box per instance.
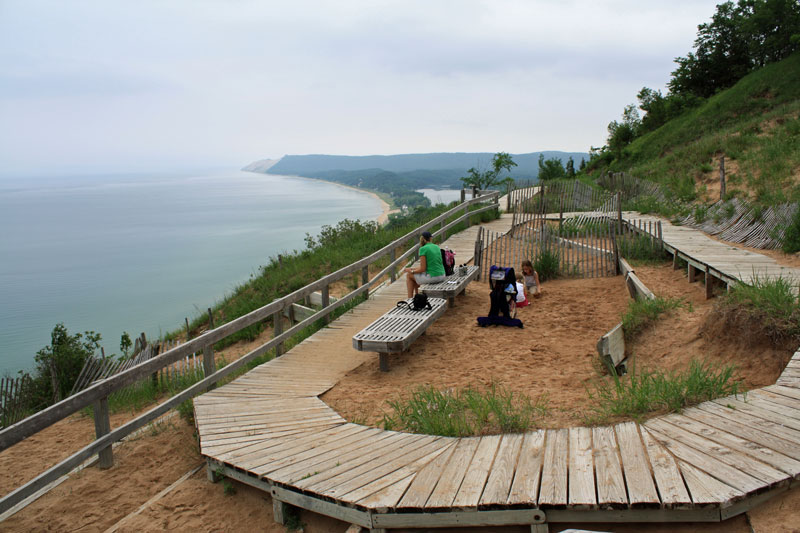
[621,296,686,341]
[382,382,548,437]
[587,359,741,424]
[710,275,800,347]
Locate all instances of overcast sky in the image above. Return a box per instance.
[0,0,721,175]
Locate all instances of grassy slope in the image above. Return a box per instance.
[612,53,800,205]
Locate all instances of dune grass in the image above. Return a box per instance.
[381,382,548,437]
[587,359,741,424]
[621,296,687,341]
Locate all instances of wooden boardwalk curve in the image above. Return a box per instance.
[196,213,800,531]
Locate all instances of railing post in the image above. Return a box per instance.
[322,285,330,324]
[472,185,477,199]
[273,310,284,356]
[460,189,466,203]
[202,308,216,381]
[361,266,369,300]
[616,191,622,234]
[93,396,113,469]
[390,249,396,282]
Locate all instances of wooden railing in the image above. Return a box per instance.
[0,191,499,514]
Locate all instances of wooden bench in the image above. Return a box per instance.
[352,297,448,371]
[420,265,480,307]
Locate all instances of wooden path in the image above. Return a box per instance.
[196,213,800,532]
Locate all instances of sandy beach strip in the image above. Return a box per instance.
[281,174,398,225]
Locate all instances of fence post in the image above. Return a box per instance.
[719,156,726,201]
[322,285,330,324]
[460,189,466,203]
[203,308,217,379]
[273,309,284,356]
[92,396,113,469]
[390,248,396,283]
[472,186,477,199]
[616,191,622,234]
[361,266,369,300]
[610,221,620,276]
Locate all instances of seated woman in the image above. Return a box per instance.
[521,259,542,298]
[405,231,447,298]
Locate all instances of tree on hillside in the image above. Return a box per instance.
[565,157,576,178]
[579,158,587,171]
[32,323,102,406]
[606,104,641,156]
[669,0,800,98]
[537,154,566,181]
[460,152,517,190]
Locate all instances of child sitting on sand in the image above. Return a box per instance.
[521,260,542,298]
[515,274,530,307]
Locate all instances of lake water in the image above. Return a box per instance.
[416,188,463,206]
[0,169,383,375]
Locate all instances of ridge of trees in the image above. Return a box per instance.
[593,0,800,166]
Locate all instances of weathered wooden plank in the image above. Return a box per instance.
[538,428,568,507]
[324,438,450,500]
[398,440,458,509]
[341,443,454,504]
[453,435,502,509]
[615,422,659,506]
[660,412,800,476]
[568,427,596,508]
[292,433,429,489]
[639,428,691,508]
[479,434,523,507]
[645,424,767,494]
[507,430,546,505]
[699,400,800,445]
[678,461,742,505]
[592,426,627,508]
[712,397,800,433]
[425,438,481,509]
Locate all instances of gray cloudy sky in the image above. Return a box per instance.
[0,1,720,174]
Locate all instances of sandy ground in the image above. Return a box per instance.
[4,261,800,531]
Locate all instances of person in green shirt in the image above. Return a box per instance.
[404,231,446,298]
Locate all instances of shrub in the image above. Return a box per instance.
[618,233,666,264]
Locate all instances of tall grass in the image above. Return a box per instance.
[617,233,667,264]
[587,360,741,424]
[533,248,561,281]
[711,275,800,346]
[382,382,548,437]
[621,296,686,341]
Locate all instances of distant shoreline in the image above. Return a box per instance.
[259,172,399,225]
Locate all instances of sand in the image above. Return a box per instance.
[3,260,800,531]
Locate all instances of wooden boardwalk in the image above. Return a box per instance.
[196,213,800,531]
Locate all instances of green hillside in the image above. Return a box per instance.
[590,52,800,206]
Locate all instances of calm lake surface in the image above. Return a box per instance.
[0,169,382,375]
[416,188,462,205]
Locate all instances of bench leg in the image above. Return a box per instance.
[448,296,455,308]
[379,353,389,372]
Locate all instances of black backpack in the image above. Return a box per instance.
[397,293,432,311]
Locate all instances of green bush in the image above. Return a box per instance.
[618,233,666,264]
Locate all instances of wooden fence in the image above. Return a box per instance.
[0,191,500,515]
[475,218,618,281]
[680,198,797,250]
[0,375,31,429]
[597,171,667,202]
